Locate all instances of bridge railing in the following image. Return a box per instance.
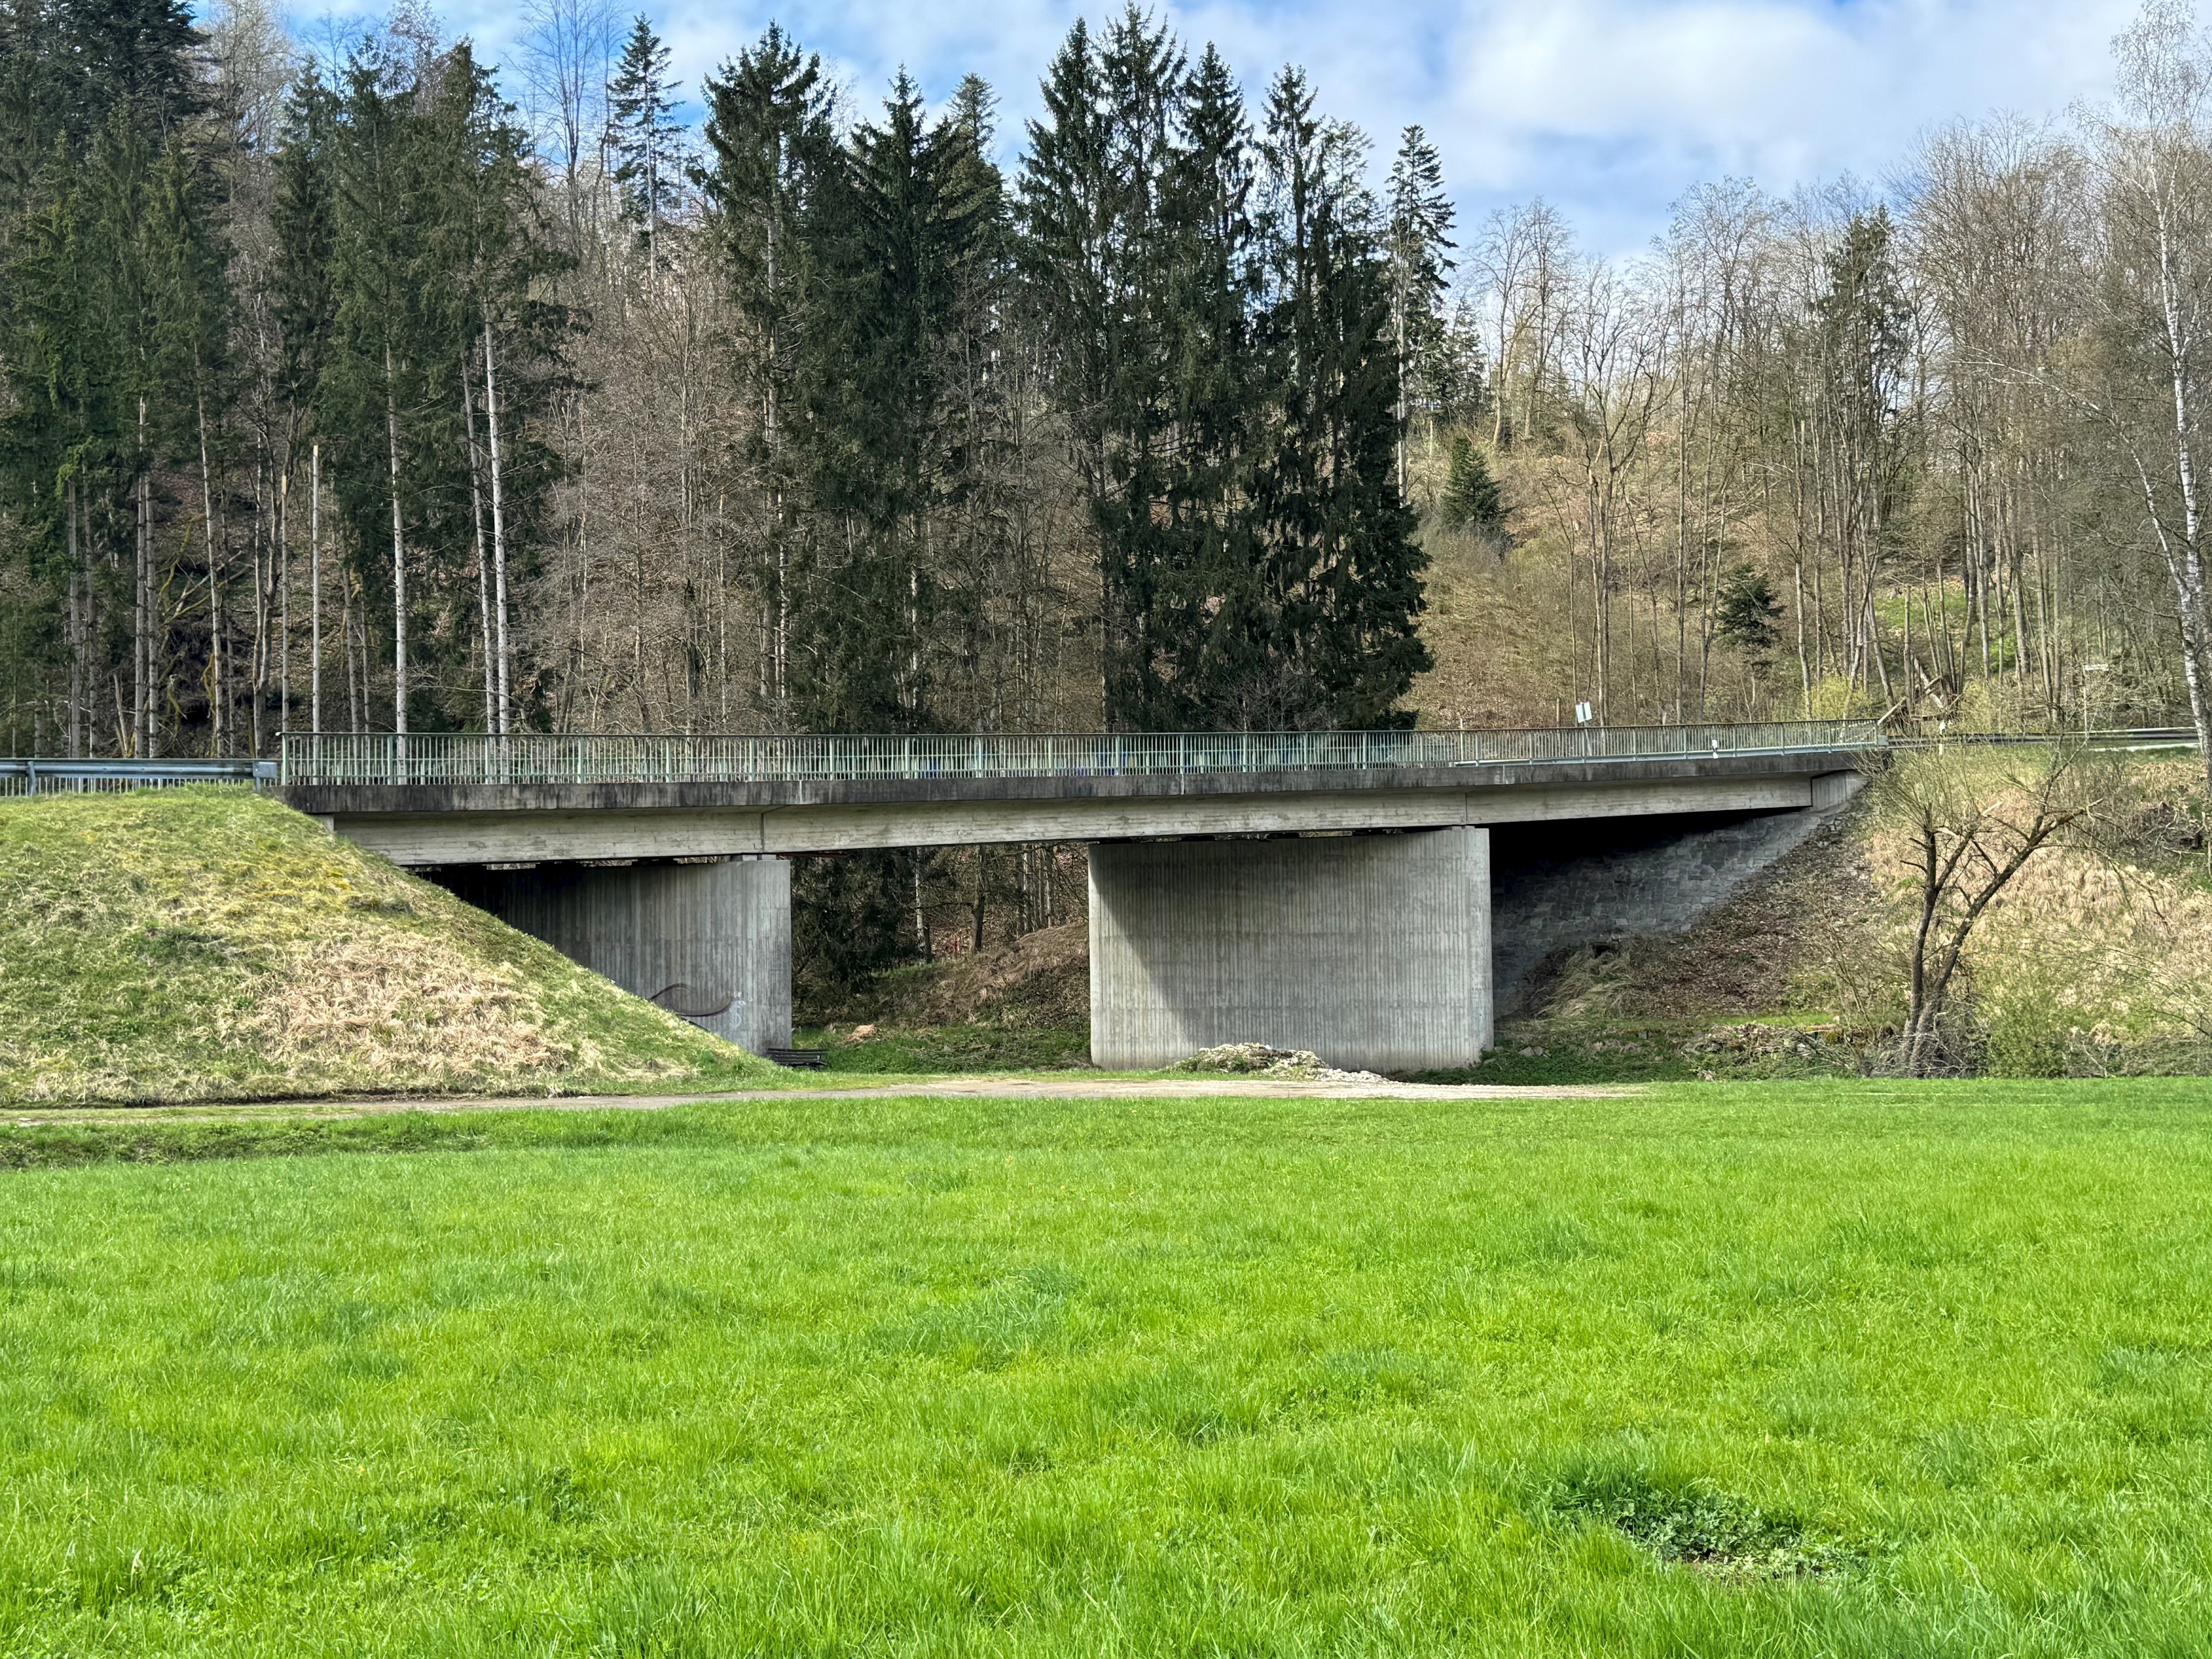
[275,720,1883,787]
[0,758,275,797]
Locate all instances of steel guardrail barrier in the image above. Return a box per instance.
[1890,727,2200,751]
[275,720,1886,788]
[0,758,276,797]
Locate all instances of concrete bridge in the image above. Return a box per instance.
[276,723,1881,1072]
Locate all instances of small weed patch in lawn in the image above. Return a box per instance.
[1547,1461,1845,1577]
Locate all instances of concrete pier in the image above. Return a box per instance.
[1088,829,1491,1073]
[437,858,792,1056]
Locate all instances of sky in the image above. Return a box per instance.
[365,0,2146,255]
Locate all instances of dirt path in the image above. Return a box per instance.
[5,1075,1636,1127]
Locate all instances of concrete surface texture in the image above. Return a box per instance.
[436,857,793,1054]
[1089,828,1492,1073]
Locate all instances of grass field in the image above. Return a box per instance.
[5,1081,2211,1655]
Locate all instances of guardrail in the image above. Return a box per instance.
[275,720,1885,787]
[1891,727,2201,751]
[0,758,276,797]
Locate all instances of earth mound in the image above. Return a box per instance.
[2,788,777,1104]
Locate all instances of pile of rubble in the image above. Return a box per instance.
[1174,1042,1388,1083]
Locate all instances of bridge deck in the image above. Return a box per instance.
[269,724,1882,867]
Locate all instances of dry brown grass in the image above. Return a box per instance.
[1,788,774,1103]
[248,935,575,1080]
[1858,761,2212,1073]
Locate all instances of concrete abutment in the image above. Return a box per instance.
[435,857,793,1056]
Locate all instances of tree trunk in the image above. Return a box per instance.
[2154,195,2212,802]
[310,442,322,734]
[198,393,223,756]
[65,476,83,758]
[463,349,495,733]
[135,396,151,759]
[278,460,291,741]
[483,318,512,736]
[385,344,408,752]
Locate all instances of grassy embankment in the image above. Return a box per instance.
[4,1081,2211,1654]
[0,787,780,1104]
[1455,751,2212,1085]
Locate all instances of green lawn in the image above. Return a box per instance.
[5,1081,2211,1655]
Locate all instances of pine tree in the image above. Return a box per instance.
[1715,564,1781,664]
[605,15,683,268]
[789,72,993,734]
[1386,124,1454,497]
[1145,41,1265,728]
[1251,66,1429,729]
[0,146,103,753]
[0,0,220,755]
[1438,433,1502,533]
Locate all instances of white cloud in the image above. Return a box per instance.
[416,0,2143,251]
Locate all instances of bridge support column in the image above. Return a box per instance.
[441,858,792,1056]
[1088,828,1491,1073]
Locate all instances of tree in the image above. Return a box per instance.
[1386,124,1454,496]
[2063,1,2212,798]
[702,22,833,717]
[273,66,340,729]
[1019,9,1186,726]
[1714,564,1781,664]
[605,14,682,267]
[1251,66,1430,729]
[518,0,616,213]
[1438,433,1502,534]
[1876,745,2113,1075]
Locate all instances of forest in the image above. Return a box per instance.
[9,0,2212,979]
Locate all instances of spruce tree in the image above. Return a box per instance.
[791,72,993,734]
[701,23,833,717]
[1386,124,1454,496]
[605,15,683,267]
[1252,66,1429,729]
[1146,42,1265,728]
[1017,9,1197,726]
[1438,433,1502,534]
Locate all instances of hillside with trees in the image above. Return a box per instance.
[10,0,2212,988]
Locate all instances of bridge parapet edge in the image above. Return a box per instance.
[274,746,1876,819]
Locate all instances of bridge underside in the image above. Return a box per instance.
[439,858,793,1056]
[395,767,1860,1074]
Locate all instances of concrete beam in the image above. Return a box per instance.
[1089,829,1491,1073]
[434,857,792,1055]
[331,773,1815,866]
